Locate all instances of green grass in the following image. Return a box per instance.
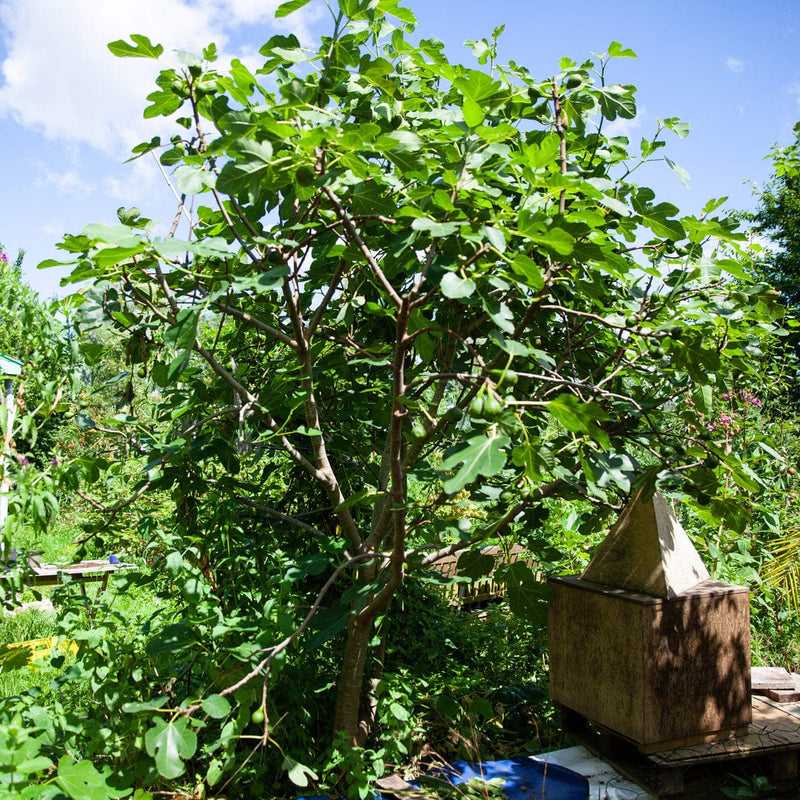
[11,507,82,564]
[0,568,161,701]
[0,607,61,698]
[0,609,56,643]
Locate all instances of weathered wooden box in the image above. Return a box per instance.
[549,574,752,752]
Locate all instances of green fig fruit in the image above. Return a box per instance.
[482,394,504,419]
[468,395,485,419]
[295,166,316,186]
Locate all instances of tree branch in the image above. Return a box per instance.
[211,301,296,348]
[218,551,383,699]
[233,495,328,537]
[322,187,402,307]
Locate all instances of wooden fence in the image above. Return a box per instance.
[430,544,532,608]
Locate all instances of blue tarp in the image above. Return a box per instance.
[300,756,589,800]
[426,758,589,800]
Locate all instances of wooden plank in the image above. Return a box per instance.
[432,546,533,607]
[572,706,800,800]
[581,488,710,598]
[549,579,646,743]
[641,585,751,744]
[766,689,800,704]
[638,726,750,755]
[761,696,800,721]
[752,666,796,692]
[28,561,135,586]
[649,698,800,768]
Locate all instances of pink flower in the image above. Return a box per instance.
[737,389,762,409]
[0,252,7,262]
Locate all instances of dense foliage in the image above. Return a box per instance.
[750,122,800,307]
[744,121,800,608]
[0,246,75,575]
[0,1,790,797]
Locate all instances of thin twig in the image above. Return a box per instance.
[322,187,402,307]
[234,495,328,537]
[217,551,383,698]
[552,80,569,214]
[151,152,193,228]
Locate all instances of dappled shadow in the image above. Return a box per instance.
[648,584,751,743]
[549,576,751,749]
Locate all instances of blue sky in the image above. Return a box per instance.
[0,0,798,298]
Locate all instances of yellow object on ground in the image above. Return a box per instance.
[0,637,77,672]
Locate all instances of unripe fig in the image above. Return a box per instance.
[410,421,427,440]
[295,166,316,186]
[468,395,485,418]
[444,406,463,422]
[482,394,504,419]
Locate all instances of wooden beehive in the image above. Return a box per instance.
[549,489,752,752]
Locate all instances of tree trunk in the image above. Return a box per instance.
[332,609,376,746]
[357,623,388,743]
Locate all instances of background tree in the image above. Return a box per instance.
[47,0,783,794]
[0,244,75,569]
[750,122,800,307]
[0,244,72,446]
[744,122,800,401]
[744,123,800,611]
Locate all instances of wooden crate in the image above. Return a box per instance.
[432,545,531,607]
[549,574,752,752]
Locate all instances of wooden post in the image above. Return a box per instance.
[0,354,25,564]
[0,376,17,562]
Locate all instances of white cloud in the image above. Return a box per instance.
[790,81,800,111]
[34,164,95,198]
[41,221,68,238]
[103,157,159,202]
[725,57,744,74]
[0,0,323,156]
[603,107,647,140]
[102,176,126,202]
[223,0,284,25]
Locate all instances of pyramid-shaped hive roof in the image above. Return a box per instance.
[581,487,710,598]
